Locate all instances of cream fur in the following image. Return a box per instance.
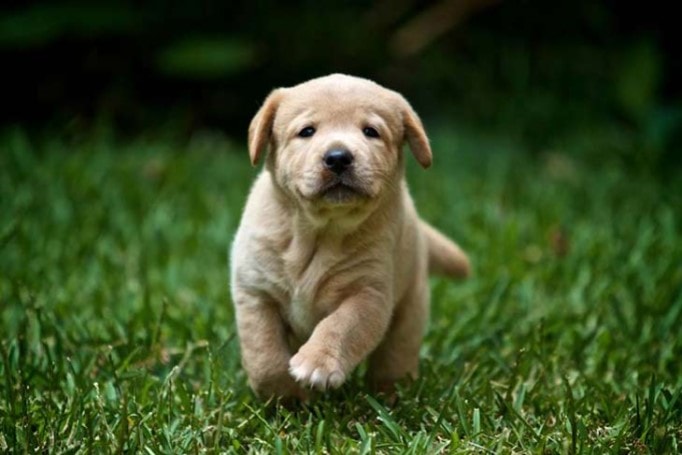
[230,74,470,400]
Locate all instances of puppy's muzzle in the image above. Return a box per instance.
[323,149,354,175]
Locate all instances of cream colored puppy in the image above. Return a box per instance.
[230,74,469,400]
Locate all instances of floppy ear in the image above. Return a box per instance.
[248,89,283,166]
[401,99,433,169]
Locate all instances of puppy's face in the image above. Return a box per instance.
[248,74,432,213]
[272,83,402,206]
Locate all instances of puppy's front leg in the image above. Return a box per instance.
[289,287,391,390]
[234,291,308,400]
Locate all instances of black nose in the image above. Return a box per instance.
[323,149,354,175]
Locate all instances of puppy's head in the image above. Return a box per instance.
[248,74,431,212]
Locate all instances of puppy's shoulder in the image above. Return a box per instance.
[236,176,291,258]
[231,171,291,291]
[239,171,288,226]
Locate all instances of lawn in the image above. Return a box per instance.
[1,126,681,453]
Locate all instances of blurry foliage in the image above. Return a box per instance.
[0,3,140,47]
[615,39,662,121]
[156,37,257,79]
[0,0,680,173]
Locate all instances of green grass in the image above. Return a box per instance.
[1,126,681,453]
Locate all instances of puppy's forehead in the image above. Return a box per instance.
[276,75,401,125]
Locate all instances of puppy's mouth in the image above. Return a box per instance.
[316,177,369,204]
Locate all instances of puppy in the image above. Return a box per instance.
[230,74,470,400]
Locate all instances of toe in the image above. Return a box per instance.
[328,371,345,389]
[310,368,328,390]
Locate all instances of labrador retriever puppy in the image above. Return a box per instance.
[230,74,470,400]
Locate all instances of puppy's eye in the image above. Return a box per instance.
[298,126,316,138]
[362,127,380,138]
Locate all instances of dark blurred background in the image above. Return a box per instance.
[2,0,680,171]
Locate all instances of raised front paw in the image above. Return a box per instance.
[289,344,346,391]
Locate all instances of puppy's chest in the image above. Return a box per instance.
[282,244,344,340]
